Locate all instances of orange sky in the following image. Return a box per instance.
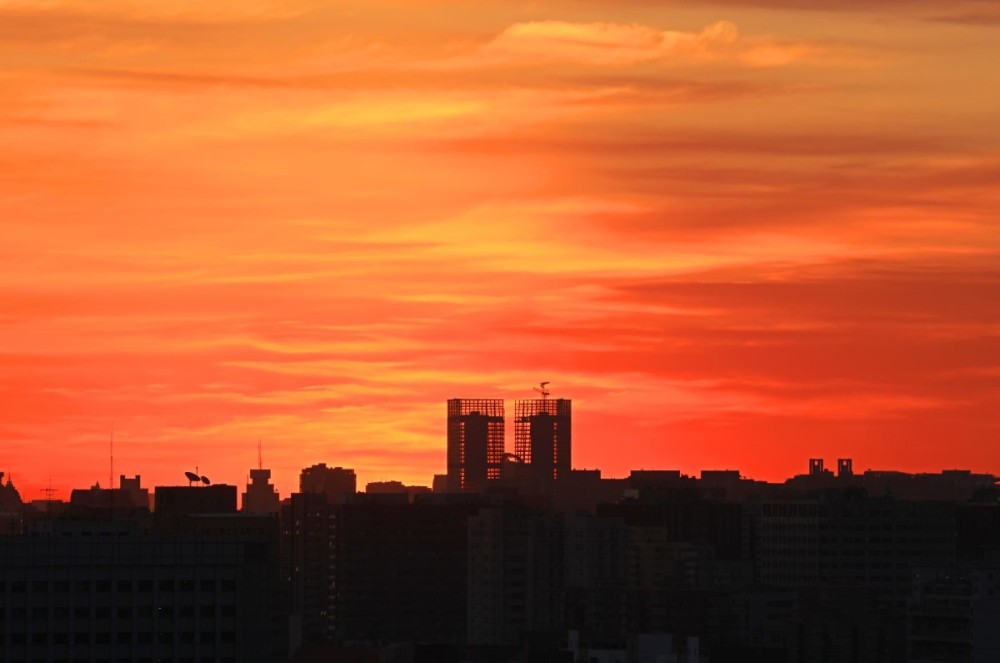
[2,0,999,501]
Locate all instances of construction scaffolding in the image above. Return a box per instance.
[447,398,505,492]
[514,399,572,481]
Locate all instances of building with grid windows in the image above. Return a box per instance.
[446,399,504,492]
[514,398,572,483]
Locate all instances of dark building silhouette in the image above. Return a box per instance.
[154,484,237,516]
[243,468,280,514]
[467,504,565,648]
[68,475,150,516]
[447,398,504,492]
[334,495,482,647]
[907,561,1000,663]
[514,398,571,482]
[0,472,22,510]
[282,491,335,650]
[837,458,854,477]
[0,502,283,662]
[9,432,1000,663]
[365,481,431,503]
[300,464,356,504]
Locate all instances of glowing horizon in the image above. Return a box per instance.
[1,0,999,501]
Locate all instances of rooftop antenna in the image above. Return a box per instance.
[258,439,262,471]
[533,381,551,400]
[43,476,56,503]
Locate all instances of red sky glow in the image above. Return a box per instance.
[2,0,999,500]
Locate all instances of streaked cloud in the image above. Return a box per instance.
[1,0,998,499]
[482,20,821,67]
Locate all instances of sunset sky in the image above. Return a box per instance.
[2,0,999,500]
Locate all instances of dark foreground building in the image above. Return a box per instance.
[0,519,281,662]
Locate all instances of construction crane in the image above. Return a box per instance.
[533,381,551,400]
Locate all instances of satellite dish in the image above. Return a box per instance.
[201,476,211,486]
[184,471,200,485]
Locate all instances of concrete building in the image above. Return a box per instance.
[446,398,504,492]
[514,398,571,483]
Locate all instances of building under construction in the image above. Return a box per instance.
[514,398,572,482]
[447,398,505,492]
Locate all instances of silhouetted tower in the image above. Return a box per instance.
[809,458,825,476]
[243,469,279,514]
[514,398,572,481]
[447,399,504,492]
[300,464,356,504]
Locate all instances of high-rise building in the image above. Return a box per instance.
[447,398,504,492]
[243,468,280,514]
[281,491,335,648]
[299,464,356,504]
[514,398,572,481]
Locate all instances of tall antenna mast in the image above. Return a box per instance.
[110,430,114,491]
[43,476,55,503]
[258,439,262,470]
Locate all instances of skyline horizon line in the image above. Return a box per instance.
[6,454,997,505]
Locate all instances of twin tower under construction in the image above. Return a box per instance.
[446,397,572,492]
